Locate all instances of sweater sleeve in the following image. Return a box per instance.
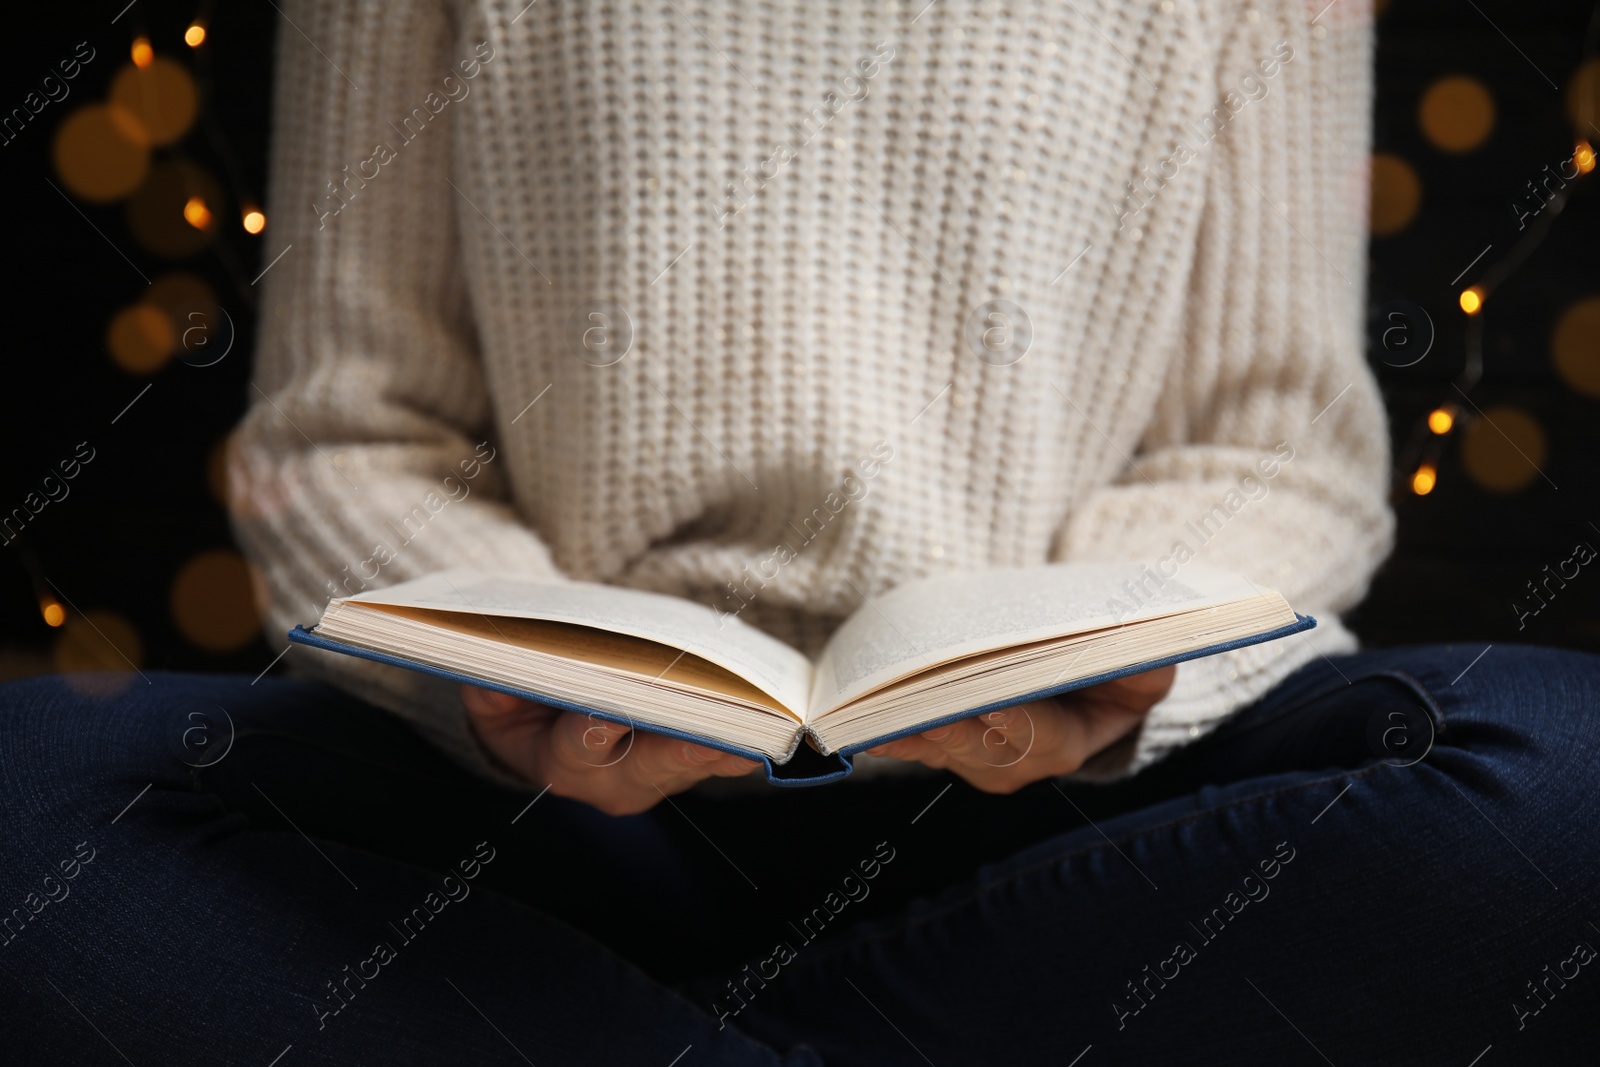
[230,0,559,782]
[1052,2,1394,776]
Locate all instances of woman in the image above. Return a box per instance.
[5,0,1595,1062]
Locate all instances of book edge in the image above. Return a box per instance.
[287,625,806,769]
[287,612,1315,786]
[821,612,1320,757]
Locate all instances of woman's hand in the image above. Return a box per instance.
[460,685,761,815]
[864,666,1177,793]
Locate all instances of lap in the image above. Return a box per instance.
[729,643,1600,1064]
[0,673,801,1065]
[1,643,1596,1065]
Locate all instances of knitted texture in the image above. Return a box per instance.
[233,0,1392,783]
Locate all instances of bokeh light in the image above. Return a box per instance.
[242,208,266,234]
[1418,76,1495,153]
[146,272,221,357]
[40,597,65,628]
[53,609,144,673]
[106,303,175,374]
[185,23,207,48]
[1427,408,1454,434]
[130,36,153,69]
[1368,153,1421,236]
[127,160,224,257]
[1567,58,1600,128]
[1552,296,1600,397]
[1411,464,1437,495]
[111,57,199,147]
[1459,287,1483,315]
[52,104,150,202]
[170,549,264,653]
[183,195,213,230]
[148,272,216,312]
[1461,406,1547,493]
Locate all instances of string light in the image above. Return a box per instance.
[183,195,213,230]
[1398,26,1600,502]
[1411,464,1438,495]
[40,597,65,628]
[73,19,270,376]
[1403,148,1588,499]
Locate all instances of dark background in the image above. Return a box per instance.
[2,0,1597,683]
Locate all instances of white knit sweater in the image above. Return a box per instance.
[233,0,1392,784]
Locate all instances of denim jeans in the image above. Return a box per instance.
[1,644,1596,1064]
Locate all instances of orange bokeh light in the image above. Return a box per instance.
[53,104,151,201]
[1411,464,1438,495]
[111,57,198,147]
[131,36,153,68]
[242,208,266,234]
[185,23,207,48]
[183,196,213,230]
[1427,408,1454,434]
[1459,287,1483,315]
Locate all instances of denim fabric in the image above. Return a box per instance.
[1,644,1596,1064]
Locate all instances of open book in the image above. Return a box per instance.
[288,564,1313,785]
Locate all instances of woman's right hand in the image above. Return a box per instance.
[460,685,761,815]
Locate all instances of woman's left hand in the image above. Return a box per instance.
[864,665,1177,793]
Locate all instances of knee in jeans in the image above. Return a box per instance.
[1443,646,1600,751]
[0,673,206,798]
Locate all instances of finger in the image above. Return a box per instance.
[541,710,644,776]
[460,683,524,719]
[1013,700,1097,777]
[964,707,1046,769]
[864,721,985,766]
[466,706,612,793]
[866,730,1033,792]
[1118,663,1178,700]
[1056,683,1164,757]
[570,715,637,768]
[1075,665,1178,707]
[697,745,765,778]
[914,712,1031,772]
[464,699,559,783]
[536,716,757,814]
[616,731,759,795]
[527,714,659,814]
[864,725,979,772]
[556,734,728,815]
[910,702,1088,791]
[866,679,1161,792]
[930,713,1040,790]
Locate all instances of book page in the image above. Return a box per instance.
[810,563,1269,714]
[341,571,814,714]
[348,604,801,720]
